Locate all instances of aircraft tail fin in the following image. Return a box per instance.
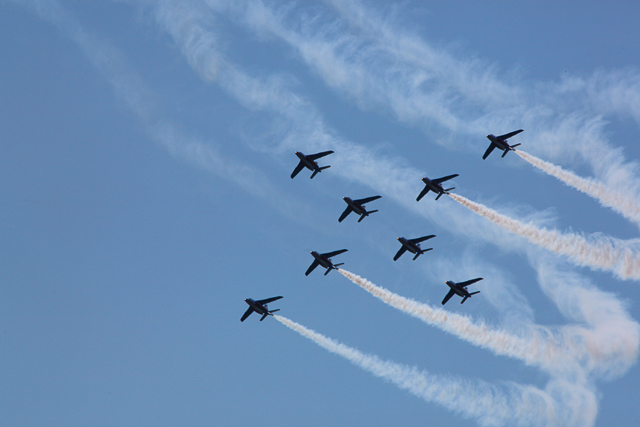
[358,210,378,222]
[437,188,455,200]
[413,248,433,260]
[310,165,331,179]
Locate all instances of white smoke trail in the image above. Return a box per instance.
[274,315,590,427]
[338,269,638,377]
[516,150,640,225]
[448,193,640,281]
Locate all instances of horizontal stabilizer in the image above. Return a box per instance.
[319,165,331,171]
[333,263,344,268]
[501,150,509,158]
[444,187,455,193]
[435,192,444,201]
[260,313,269,321]
[510,143,521,149]
[469,291,481,296]
[310,169,319,179]
[413,252,421,261]
[461,296,468,304]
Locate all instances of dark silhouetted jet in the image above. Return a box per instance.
[339,195,381,223]
[483,130,523,159]
[394,235,436,261]
[441,278,483,305]
[241,296,283,322]
[291,150,334,179]
[306,249,348,276]
[417,174,458,201]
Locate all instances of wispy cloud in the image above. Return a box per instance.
[13,0,309,224]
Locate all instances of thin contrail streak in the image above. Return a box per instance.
[274,315,568,427]
[448,193,640,281]
[516,150,640,225]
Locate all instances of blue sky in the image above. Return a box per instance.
[2,1,640,426]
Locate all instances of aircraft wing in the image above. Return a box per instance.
[308,150,334,160]
[240,307,255,322]
[355,195,381,205]
[416,185,430,202]
[441,289,456,305]
[323,249,348,258]
[498,129,523,140]
[256,296,283,305]
[432,174,459,184]
[457,277,483,287]
[305,259,320,276]
[290,161,305,179]
[482,143,496,160]
[338,206,353,222]
[393,246,407,261]
[409,235,436,244]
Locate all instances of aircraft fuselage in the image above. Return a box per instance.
[295,152,319,172]
[310,251,334,270]
[245,298,269,316]
[343,197,366,216]
[486,134,511,152]
[445,281,470,298]
[398,237,421,254]
[421,177,446,195]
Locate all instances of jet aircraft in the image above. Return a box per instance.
[306,249,348,276]
[241,296,283,322]
[441,278,483,305]
[339,195,381,223]
[291,150,334,179]
[394,235,436,261]
[416,174,458,201]
[483,129,523,159]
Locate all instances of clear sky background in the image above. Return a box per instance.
[2,1,640,426]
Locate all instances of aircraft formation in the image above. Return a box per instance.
[243,130,524,320]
